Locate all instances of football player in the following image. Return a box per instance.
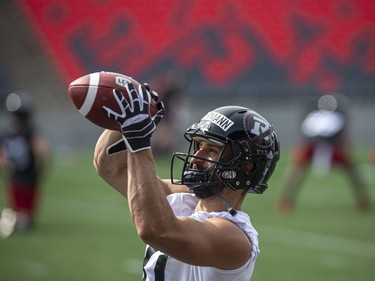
[0,93,50,237]
[94,83,280,280]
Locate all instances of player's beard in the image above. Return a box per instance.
[187,163,226,199]
[192,184,225,199]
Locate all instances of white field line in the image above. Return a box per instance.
[259,224,375,258]
[21,260,49,277]
[42,196,131,224]
[43,196,375,258]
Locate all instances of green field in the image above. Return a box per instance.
[1,149,374,281]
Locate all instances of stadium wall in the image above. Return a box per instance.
[0,1,374,152]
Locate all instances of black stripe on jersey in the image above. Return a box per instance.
[142,246,154,281]
[142,246,169,281]
[154,254,168,281]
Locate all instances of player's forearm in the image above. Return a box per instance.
[127,149,176,242]
[93,130,129,197]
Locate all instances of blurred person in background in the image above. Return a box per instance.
[0,93,50,237]
[278,93,371,214]
[93,82,280,280]
[149,69,188,155]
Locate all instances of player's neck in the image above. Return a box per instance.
[195,190,244,213]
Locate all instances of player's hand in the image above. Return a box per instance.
[103,83,165,153]
[105,83,162,155]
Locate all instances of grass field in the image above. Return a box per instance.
[0,149,374,281]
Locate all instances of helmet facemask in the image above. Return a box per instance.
[171,134,254,198]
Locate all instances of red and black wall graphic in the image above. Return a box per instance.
[18,0,375,97]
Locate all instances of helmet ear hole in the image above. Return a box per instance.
[244,162,255,174]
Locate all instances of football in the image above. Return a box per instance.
[68,71,158,131]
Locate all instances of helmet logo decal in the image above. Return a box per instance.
[192,121,211,133]
[202,111,234,132]
[250,116,270,141]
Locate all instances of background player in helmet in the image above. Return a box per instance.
[93,82,280,281]
[0,93,50,237]
[278,93,371,214]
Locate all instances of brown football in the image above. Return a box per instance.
[68,71,157,131]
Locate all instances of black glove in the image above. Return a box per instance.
[106,138,127,155]
[103,82,165,153]
[105,83,161,155]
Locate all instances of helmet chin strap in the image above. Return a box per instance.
[211,187,238,216]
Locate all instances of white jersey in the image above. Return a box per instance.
[142,193,260,281]
[301,110,345,138]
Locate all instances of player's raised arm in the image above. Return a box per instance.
[93,128,189,197]
[93,81,183,198]
[93,129,128,197]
